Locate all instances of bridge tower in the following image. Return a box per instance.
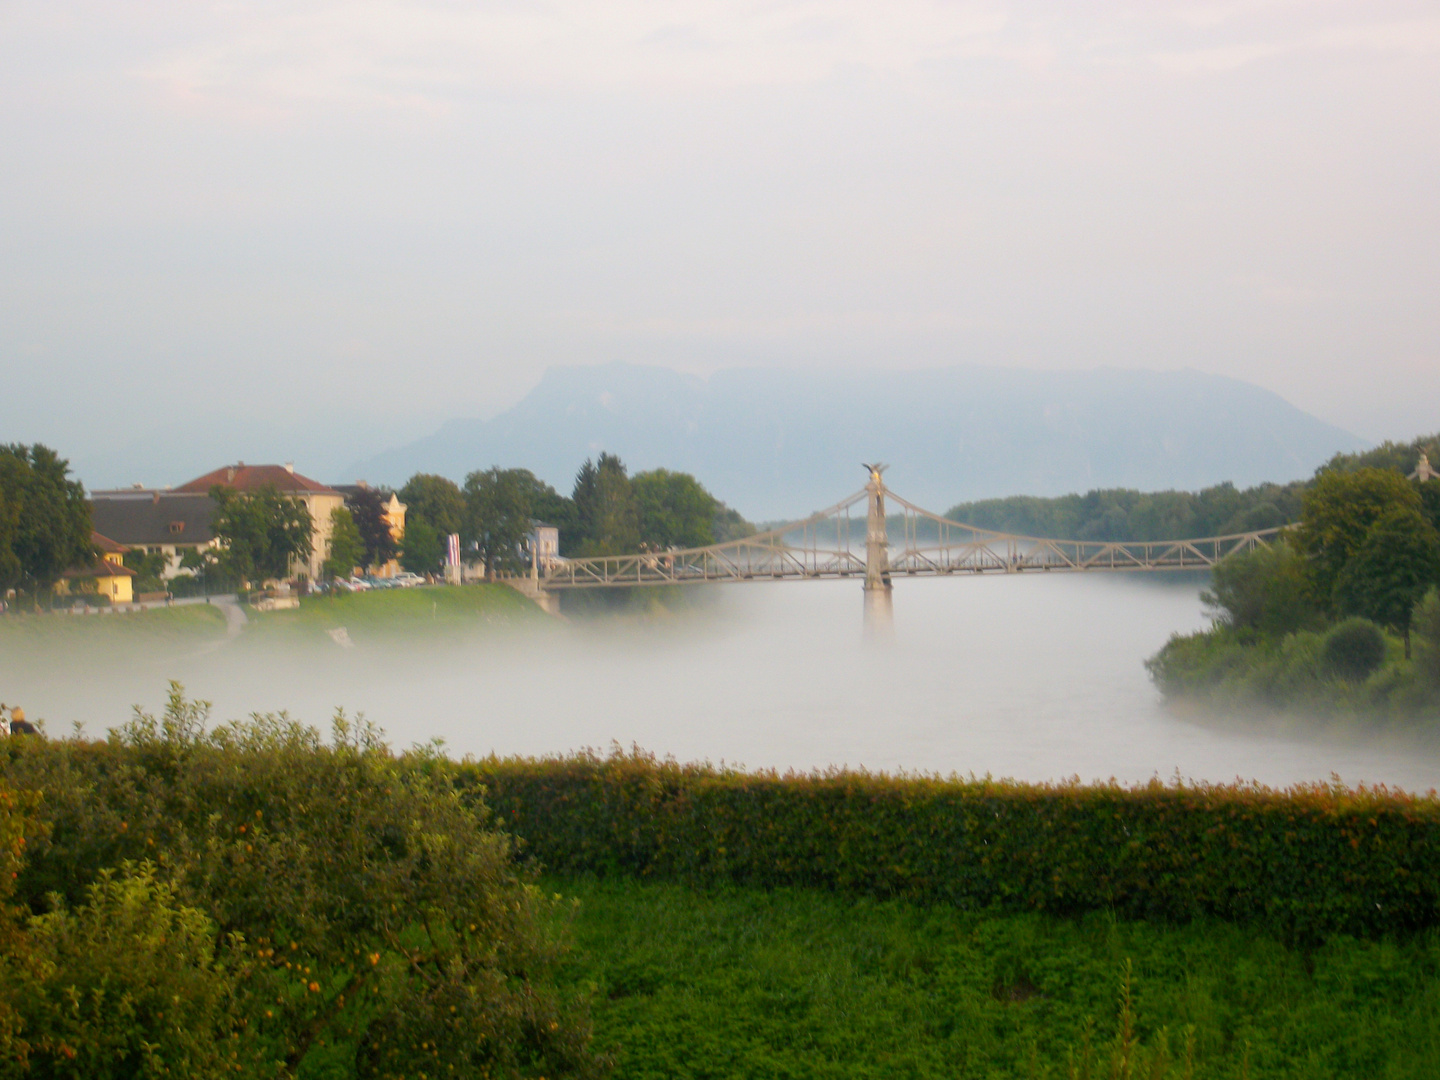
[862,463,894,637]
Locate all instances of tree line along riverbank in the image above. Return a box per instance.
[1144,437,1440,721]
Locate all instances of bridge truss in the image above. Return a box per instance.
[537,474,1281,591]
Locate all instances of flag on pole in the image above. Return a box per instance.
[446,533,461,567]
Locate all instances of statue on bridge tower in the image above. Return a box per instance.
[862,463,894,638]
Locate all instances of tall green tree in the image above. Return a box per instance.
[0,462,23,591]
[1202,539,1324,637]
[1417,478,1440,534]
[324,506,366,579]
[400,518,443,575]
[513,471,576,546]
[345,486,398,569]
[1297,466,1422,607]
[463,468,536,578]
[632,468,719,549]
[1334,506,1440,658]
[0,444,93,594]
[399,473,465,537]
[209,484,313,585]
[571,453,639,556]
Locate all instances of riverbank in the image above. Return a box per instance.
[550,875,1440,1079]
[0,583,542,655]
[1146,622,1440,725]
[238,582,545,647]
[0,601,231,657]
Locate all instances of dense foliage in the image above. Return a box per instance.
[0,687,604,1079]
[1148,434,1440,711]
[945,431,1440,543]
[423,456,751,572]
[462,467,560,576]
[343,487,399,570]
[397,519,441,576]
[396,475,465,540]
[470,748,1440,941]
[1200,540,1322,637]
[630,469,723,549]
[945,480,1302,541]
[1320,617,1387,682]
[1318,432,1440,479]
[0,445,93,595]
[570,456,639,557]
[208,484,314,586]
[121,548,168,594]
[1296,467,1426,605]
[556,876,1440,1079]
[324,506,366,580]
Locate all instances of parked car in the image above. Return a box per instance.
[392,572,425,587]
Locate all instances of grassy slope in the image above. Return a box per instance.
[550,877,1440,1080]
[0,603,230,657]
[0,585,540,663]
[241,583,543,647]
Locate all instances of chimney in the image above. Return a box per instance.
[226,467,236,484]
[284,462,295,475]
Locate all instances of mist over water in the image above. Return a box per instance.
[12,575,1440,792]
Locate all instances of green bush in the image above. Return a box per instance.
[7,863,241,1079]
[0,784,39,1067]
[468,749,1440,942]
[1322,617,1387,681]
[1413,589,1440,686]
[1202,540,1323,636]
[1,686,605,1079]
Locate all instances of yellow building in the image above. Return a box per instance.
[57,532,136,604]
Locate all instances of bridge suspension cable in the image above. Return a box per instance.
[535,474,1282,591]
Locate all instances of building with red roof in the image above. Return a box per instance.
[176,462,347,582]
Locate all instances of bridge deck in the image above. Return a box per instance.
[537,484,1282,590]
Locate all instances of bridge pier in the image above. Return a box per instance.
[862,463,894,641]
[863,585,894,639]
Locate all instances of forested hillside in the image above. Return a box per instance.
[945,432,1440,541]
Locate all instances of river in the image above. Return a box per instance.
[14,573,1439,791]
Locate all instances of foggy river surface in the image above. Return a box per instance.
[20,574,1440,791]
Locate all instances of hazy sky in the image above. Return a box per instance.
[3,1,1438,485]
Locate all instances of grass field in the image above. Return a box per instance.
[0,602,230,656]
[241,582,545,647]
[0,584,542,659]
[549,876,1440,1079]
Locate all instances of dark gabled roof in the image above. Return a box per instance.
[89,491,218,546]
[174,463,342,497]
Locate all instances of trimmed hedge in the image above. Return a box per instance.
[467,749,1440,940]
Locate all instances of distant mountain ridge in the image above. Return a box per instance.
[351,363,1367,521]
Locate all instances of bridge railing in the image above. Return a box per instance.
[881,490,1283,575]
[539,483,1285,589]
[540,487,873,589]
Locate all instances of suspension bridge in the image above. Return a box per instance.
[520,466,1281,627]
